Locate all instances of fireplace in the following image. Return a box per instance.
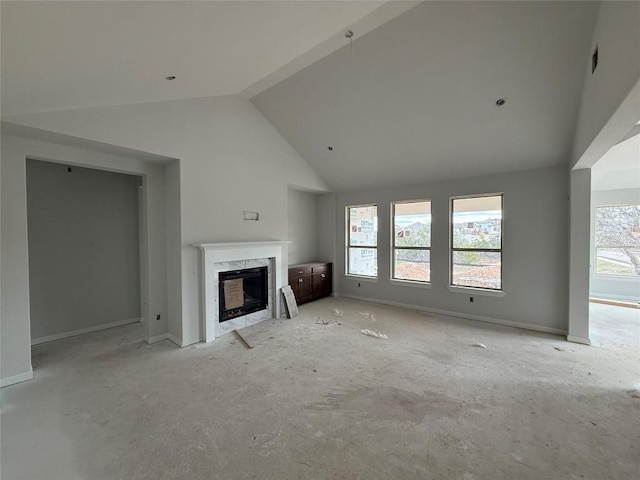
[194,241,288,342]
[219,266,268,322]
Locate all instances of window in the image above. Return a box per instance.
[392,200,431,282]
[451,194,503,290]
[347,205,377,277]
[595,204,640,277]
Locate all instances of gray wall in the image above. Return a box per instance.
[331,165,570,333]
[590,187,640,302]
[287,189,318,264]
[26,159,141,341]
[1,132,170,385]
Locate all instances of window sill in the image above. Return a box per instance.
[447,286,505,297]
[594,273,639,280]
[345,274,378,283]
[390,279,431,289]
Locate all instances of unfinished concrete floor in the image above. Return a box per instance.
[1,298,638,479]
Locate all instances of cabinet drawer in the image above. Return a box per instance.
[311,264,330,274]
[289,265,312,276]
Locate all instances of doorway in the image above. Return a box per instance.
[26,159,146,346]
[588,124,640,342]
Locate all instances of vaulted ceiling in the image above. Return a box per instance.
[2,1,600,192]
[1,0,399,115]
[252,1,599,191]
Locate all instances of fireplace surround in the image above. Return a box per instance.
[193,241,288,342]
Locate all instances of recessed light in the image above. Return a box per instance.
[166,76,176,81]
[496,98,506,106]
[327,146,334,151]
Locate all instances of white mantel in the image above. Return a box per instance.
[193,241,289,342]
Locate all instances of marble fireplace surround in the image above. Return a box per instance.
[194,241,289,342]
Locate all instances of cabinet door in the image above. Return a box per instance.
[297,274,312,303]
[312,271,331,298]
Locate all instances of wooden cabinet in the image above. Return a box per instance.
[288,262,332,305]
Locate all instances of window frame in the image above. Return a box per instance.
[391,199,431,284]
[346,203,378,278]
[450,193,504,291]
[594,203,640,278]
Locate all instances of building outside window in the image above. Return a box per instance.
[392,200,431,282]
[347,205,377,277]
[595,204,640,277]
[451,194,503,290]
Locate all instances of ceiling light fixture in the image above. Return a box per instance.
[166,76,176,81]
[496,98,506,106]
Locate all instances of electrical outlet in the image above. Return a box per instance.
[470,297,474,303]
[156,314,161,320]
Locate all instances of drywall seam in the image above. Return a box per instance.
[31,317,141,345]
[0,368,34,388]
[335,293,568,336]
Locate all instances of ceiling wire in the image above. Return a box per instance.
[345,30,354,52]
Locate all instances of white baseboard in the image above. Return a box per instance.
[1,368,34,388]
[146,333,182,347]
[335,293,568,336]
[31,318,142,345]
[567,335,591,345]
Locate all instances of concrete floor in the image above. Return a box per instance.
[1,298,638,480]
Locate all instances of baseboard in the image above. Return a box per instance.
[1,368,34,388]
[31,318,142,345]
[590,297,640,309]
[146,333,183,347]
[336,293,568,336]
[567,335,591,345]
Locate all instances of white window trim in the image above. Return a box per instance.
[449,192,504,292]
[346,203,378,278]
[447,285,505,297]
[391,198,432,284]
[390,278,431,289]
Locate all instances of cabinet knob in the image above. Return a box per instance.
[299,271,303,274]
[298,278,303,283]
[321,273,326,278]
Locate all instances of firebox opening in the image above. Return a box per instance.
[218,266,268,323]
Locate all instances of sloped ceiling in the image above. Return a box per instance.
[252,1,599,192]
[592,133,640,191]
[1,0,397,115]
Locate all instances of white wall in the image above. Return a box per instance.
[287,189,317,264]
[571,1,640,169]
[330,166,569,334]
[568,1,640,343]
[1,133,170,385]
[26,160,141,341]
[590,187,640,302]
[2,95,330,350]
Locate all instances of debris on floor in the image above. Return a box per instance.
[554,346,565,352]
[627,389,640,399]
[332,309,344,317]
[359,311,376,321]
[471,343,487,349]
[233,329,254,349]
[316,317,335,326]
[361,329,388,339]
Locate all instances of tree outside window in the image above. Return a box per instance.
[595,204,640,277]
